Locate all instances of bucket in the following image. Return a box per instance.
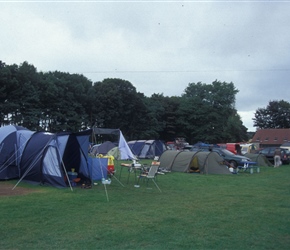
[103,156,115,175]
[108,165,115,174]
[67,171,78,181]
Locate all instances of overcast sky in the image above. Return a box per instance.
[1,1,290,132]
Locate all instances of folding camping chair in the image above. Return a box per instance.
[136,163,162,192]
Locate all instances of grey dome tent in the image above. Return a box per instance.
[159,150,231,174]
[90,141,117,155]
[0,125,35,180]
[244,153,273,167]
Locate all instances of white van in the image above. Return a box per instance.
[240,143,257,155]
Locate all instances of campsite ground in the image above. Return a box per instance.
[1,161,290,250]
[0,182,40,197]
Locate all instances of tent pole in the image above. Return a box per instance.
[103,182,109,202]
[97,157,109,202]
[109,162,125,187]
[55,136,74,191]
[12,152,43,190]
[63,164,73,191]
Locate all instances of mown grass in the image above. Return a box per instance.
[1,161,290,250]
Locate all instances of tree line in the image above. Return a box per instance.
[253,100,290,129]
[1,61,252,143]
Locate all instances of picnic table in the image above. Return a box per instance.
[239,161,260,174]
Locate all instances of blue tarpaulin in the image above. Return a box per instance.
[88,157,108,181]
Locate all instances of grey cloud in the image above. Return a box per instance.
[1,1,290,131]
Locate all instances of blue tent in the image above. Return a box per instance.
[128,140,146,156]
[0,125,35,180]
[19,130,92,188]
[128,140,166,159]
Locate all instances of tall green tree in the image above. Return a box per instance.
[253,100,290,129]
[180,80,247,143]
[0,61,41,128]
[143,93,184,141]
[223,113,248,142]
[92,78,151,140]
[142,94,181,141]
[16,62,41,129]
[0,61,20,125]
[0,61,249,142]
[38,71,92,132]
[37,71,61,131]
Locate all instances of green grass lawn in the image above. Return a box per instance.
[1,161,290,250]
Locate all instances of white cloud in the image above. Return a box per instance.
[238,110,256,132]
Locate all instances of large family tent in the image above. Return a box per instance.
[128,140,166,159]
[0,125,35,180]
[159,150,231,174]
[18,130,92,188]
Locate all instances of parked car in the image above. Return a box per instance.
[183,145,194,151]
[191,147,251,168]
[258,147,290,165]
